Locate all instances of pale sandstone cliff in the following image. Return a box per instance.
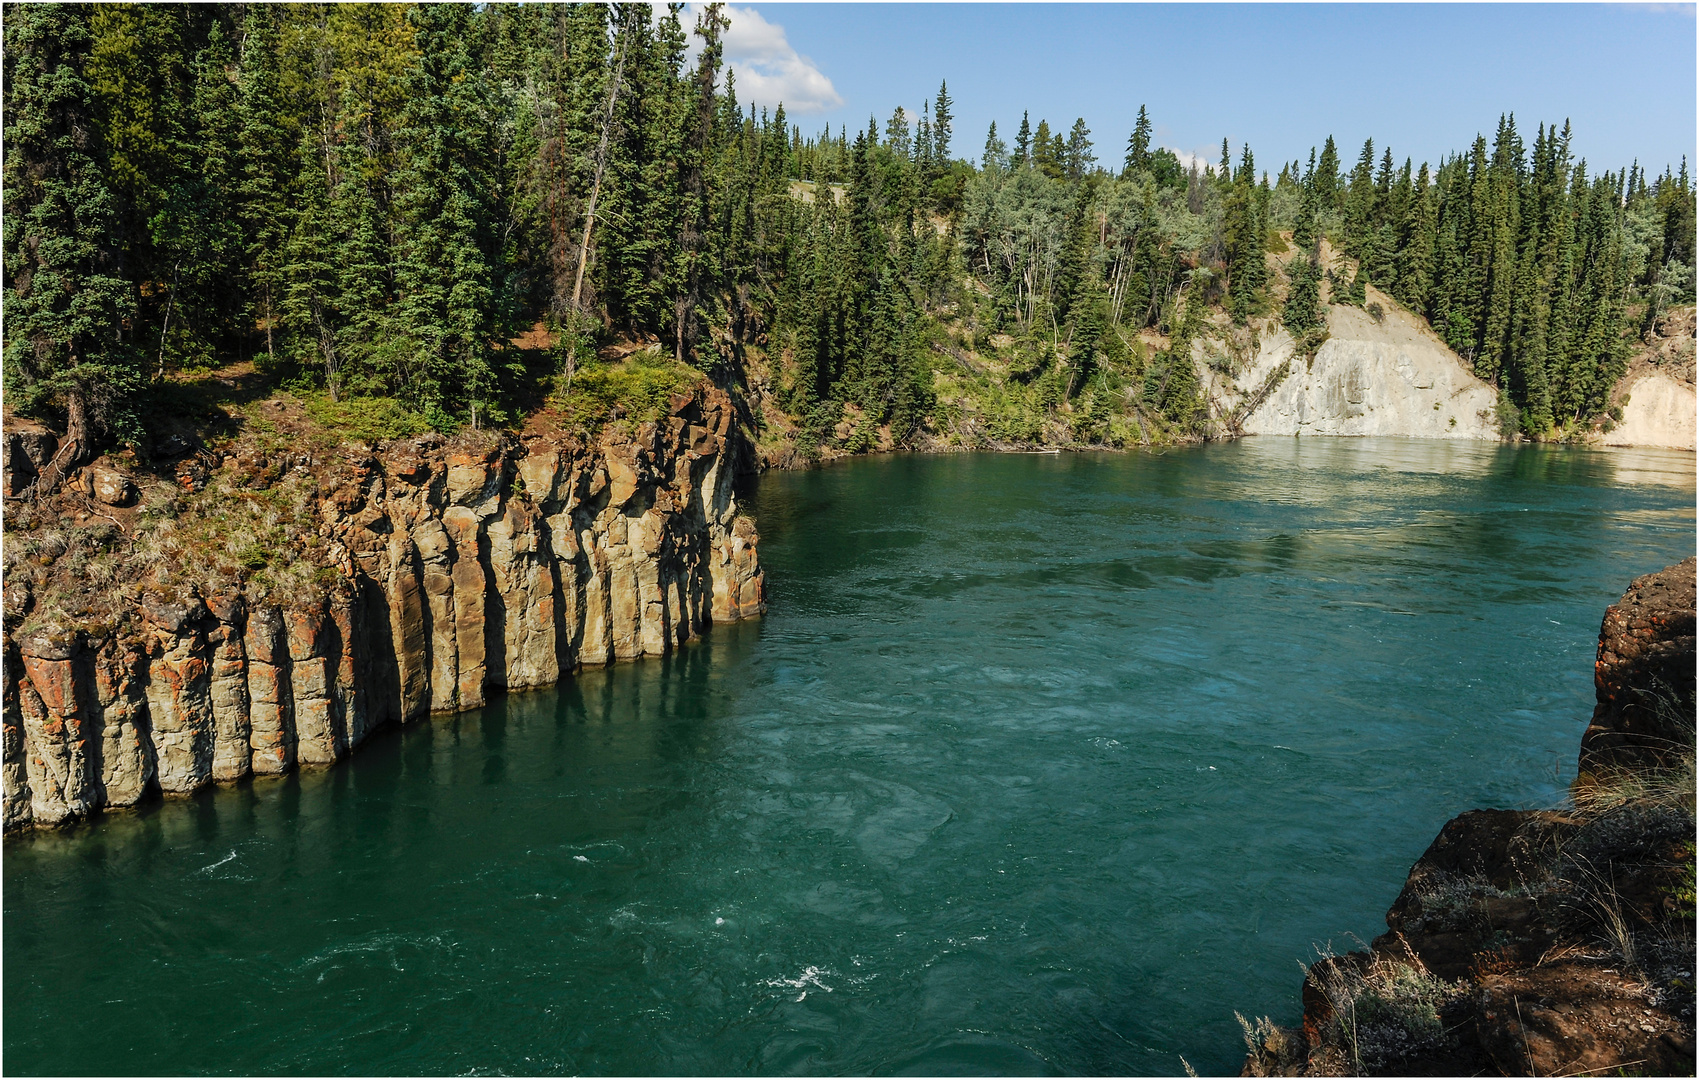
[1,388,764,832]
[1605,305,1698,451]
[1207,289,1501,441]
[1604,372,1697,451]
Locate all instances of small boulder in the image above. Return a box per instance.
[90,466,136,507]
[3,426,57,497]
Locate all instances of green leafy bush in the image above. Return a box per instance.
[555,353,700,433]
[302,394,433,442]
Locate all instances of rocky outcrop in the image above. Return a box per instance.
[1604,372,1697,451]
[1243,562,1696,1077]
[1580,557,1697,774]
[2,418,59,499]
[1,388,764,832]
[1223,295,1501,441]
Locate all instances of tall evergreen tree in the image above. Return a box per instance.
[1284,256,1323,336]
[391,3,502,427]
[4,2,145,491]
[1315,135,1340,209]
[674,3,728,365]
[236,3,293,365]
[1395,162,1436,312]
[1033,119,1060,178]
[1064,118,1094,181]
[982,121,1005,172]
[1124,105,1152,176]
[931,80,953,166]
[278,132,344,396]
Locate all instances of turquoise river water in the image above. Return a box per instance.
[5,438,1695,1076]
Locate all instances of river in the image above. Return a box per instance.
[5,438,1693,1075]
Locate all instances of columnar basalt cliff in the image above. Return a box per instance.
[1242,559,1696,1078]
[1,388,764,833]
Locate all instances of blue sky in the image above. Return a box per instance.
[708,3,1697,177]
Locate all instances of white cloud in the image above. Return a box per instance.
[689,4,843,115]
[1165,146,1211,173]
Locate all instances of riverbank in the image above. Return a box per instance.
[7,440,1691,1074]
[1242,558,1697,1077]
[744,266,1696,468]
[2,385,764,833]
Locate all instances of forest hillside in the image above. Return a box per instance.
[5,2,1695,484]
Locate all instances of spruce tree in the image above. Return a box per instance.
[982,121,1006,172]
[1125,105,1152,176]
[1343,138,1376,255]
[1315,136,1340,209]
[391,3,501,427]
[674,3,728,365]
[182,16,245,363]
[885,106,910,156]
[1293,179,1318,253]
[1033,119,1059,178]
[931,80,953,166]
[1064,119,1094,181]
[236,3,293,366]
[1283,256,1323,336]
[1395,163,1436,312]
[331,134,393,395]
[914,112,933,174]
[278,133,343,397]
[3,2,145,490]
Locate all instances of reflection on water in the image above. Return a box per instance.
[1233,435,1693,487]
[6,439,1694,1076]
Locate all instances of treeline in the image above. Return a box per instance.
[5,1,1694,475]
[1283,123,1697,431]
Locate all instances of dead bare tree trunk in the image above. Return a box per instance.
[154,258,183,381]
[564,19,631,389]
[263,284,275,364]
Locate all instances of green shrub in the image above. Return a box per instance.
[1495,388,1522,438]
[302,393,433,442]
[555,352,699,433]
[1308,956,1466,1073]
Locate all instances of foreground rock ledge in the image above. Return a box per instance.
[1243,559,1696,1077]
[2,388,765,833]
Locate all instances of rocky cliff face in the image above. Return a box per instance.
[1242,560,1696,1077]
[1605,305,1697,451]
[1213,292,1502,442]
[1581,557,1697,774]
[1605,372,1697,451]
[2,388,764,832]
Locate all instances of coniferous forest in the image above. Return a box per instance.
[5,2,1695,468]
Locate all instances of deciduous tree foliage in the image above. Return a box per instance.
[4,2,1690,454]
